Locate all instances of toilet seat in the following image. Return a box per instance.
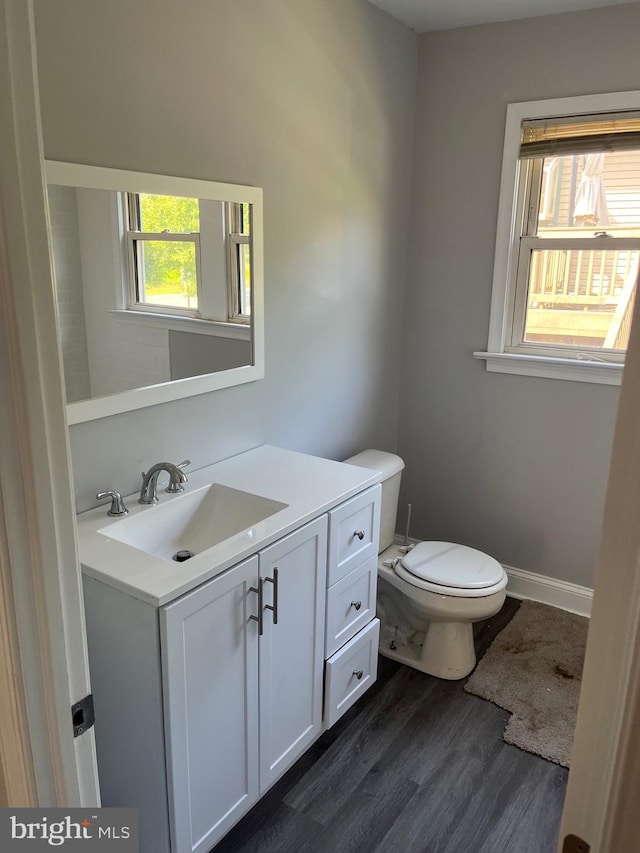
[395,541,507,599]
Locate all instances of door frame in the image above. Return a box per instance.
[0,0,99,807]
[558,282,640,849]
[3,0,640,837]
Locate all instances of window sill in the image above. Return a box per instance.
[473,351,623,386]
[110,309,251,341]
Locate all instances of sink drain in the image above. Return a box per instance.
[173,549,195,562]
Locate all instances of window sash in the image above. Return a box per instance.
[507,131,640,360]
[509,235,640,361]
[226,203,252,324]
[521,236,640,251]
[127,231,202,318]
[125,191,204,318]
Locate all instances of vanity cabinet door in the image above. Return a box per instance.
[160,555,260,853]
[258,516,327,792]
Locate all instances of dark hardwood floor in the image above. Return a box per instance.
[214,598,568,853]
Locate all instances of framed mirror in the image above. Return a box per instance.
[44,161,264,425]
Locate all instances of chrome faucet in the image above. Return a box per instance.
[138,460,190,505]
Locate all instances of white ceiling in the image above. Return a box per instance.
[367,0,636,31]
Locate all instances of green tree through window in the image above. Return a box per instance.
[134,194,200,310]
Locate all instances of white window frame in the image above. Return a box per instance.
[475,90,640,386]
[125,194,253,326]
[226,201,252,324]
[126,192,203,319]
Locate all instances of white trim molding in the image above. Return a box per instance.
[0,0,99,806]
[474,351,623,385]
[503,564,593,617]
[110,309,251,340]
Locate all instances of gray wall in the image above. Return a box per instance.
[169,331,251,379]
[35,0,636,589]
[401,3,640,588]
[34,0,416,511]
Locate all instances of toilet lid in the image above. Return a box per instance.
[400,541,504,590]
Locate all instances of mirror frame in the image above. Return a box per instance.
[45,161,264,425]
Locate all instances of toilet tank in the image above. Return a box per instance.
[343,450,405,553]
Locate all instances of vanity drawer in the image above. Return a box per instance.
[325,556,377,658]
[324,618,380,728]
[328,485,381,585]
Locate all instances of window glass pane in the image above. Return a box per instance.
[536,150,640,238]
[137,240,198,310]
[137,194,200,233]
[241,203,251,235]
[238,243,251,316]
[524,248,639,349]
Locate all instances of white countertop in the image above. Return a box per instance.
[76,445,381,606]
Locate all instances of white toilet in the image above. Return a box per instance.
[345,450,508,680]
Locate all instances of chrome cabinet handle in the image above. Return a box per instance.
[350,600,362,611]
[264,567,279,625]
[249,579,264,635]
[354,530,365,541]
[353,670,364,681]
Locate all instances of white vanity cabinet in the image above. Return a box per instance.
[160,516,327,853]
[84,515,328,853]
[79,448,383,853]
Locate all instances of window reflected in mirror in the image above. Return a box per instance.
[128,193,201,315]
[47,182,255,406]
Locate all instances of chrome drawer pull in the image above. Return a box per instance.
[354,530,365,541]
[249,580,264,636]
[353,669,364,680]
[350,600,362,611]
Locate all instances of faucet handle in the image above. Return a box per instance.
[166,460,189,494]
[96,490,129,517]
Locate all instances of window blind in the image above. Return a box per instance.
[520,111,640,159]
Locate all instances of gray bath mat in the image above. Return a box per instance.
[464,600,588,767]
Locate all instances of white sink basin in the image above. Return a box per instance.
[99,483,288,562]
[77,446,382,606]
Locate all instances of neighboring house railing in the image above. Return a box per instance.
[526,227,639,349]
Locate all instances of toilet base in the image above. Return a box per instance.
[379,620,476,680]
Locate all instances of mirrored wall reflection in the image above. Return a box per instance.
[47,183,253,405]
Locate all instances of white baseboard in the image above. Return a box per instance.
[503,564,592,618]
[391,537,593,618]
